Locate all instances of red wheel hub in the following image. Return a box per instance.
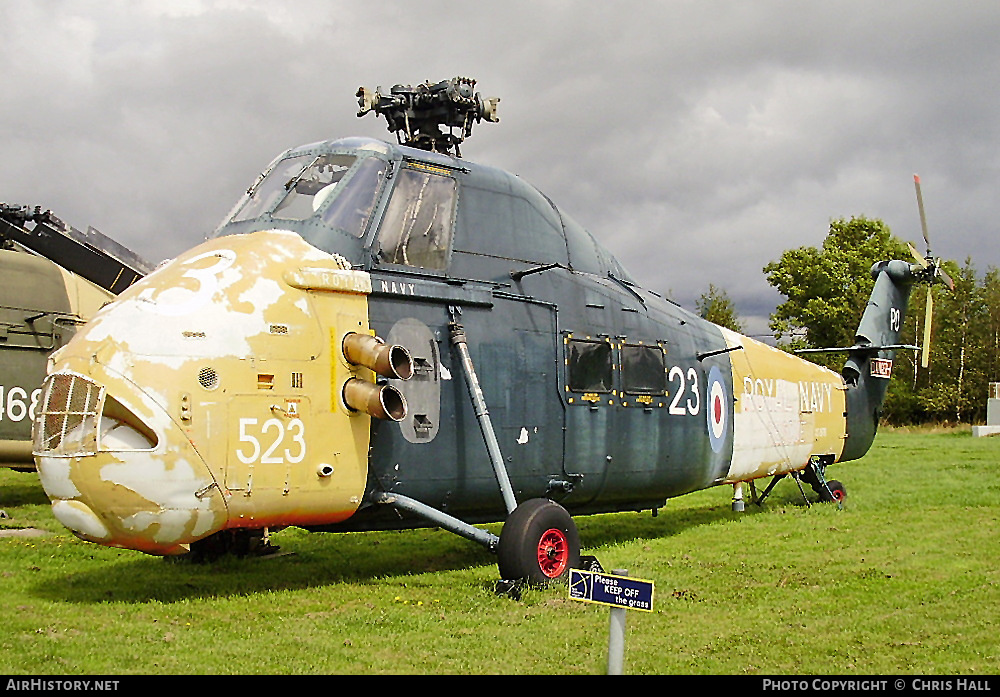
[536,528,570,578]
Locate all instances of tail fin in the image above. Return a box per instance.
[840,259,918,461]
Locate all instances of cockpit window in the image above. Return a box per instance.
[271,154,358,221]
[232,154,314,222]
[320,156,388,237]
[376,167,457,270]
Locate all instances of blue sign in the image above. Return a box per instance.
[568,569,655,612]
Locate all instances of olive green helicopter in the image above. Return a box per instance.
[0,205,149,476]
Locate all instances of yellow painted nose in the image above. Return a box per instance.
[34,372,228,555]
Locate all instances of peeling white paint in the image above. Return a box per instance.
[99,455,214,510]
[51,500,110,540]
[36,456,81,499]
[237,276,287,315]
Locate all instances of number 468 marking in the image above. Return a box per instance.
[236,417,306,465]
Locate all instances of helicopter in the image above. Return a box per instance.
[30,77,952,585]
[0,205,149,473]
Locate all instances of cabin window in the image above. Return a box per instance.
[567,339,613,393]
[271,154,358,221]
[376,168,457,270]
[621,344,666,394]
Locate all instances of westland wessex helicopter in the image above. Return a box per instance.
[1,206,148,473]
[31,78,952,584]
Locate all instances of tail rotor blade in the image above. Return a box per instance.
[938,265,955,291]
[908,241,930,268]
[914,173,931,256]
[921,289,933,369]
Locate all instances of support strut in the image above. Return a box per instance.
[753,474,786,507]
[370,308,518,557]
[448,307,518,515]
[375,492,500,551]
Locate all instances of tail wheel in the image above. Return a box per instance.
[822,480,847,503]
[498,498,580,585]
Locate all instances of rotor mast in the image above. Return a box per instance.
[356,77,499,157]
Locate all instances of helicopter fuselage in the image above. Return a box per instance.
[34,136,876,559]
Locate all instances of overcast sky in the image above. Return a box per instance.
[3,0,998,338]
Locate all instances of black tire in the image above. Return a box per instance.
[186,529,276,562]
[820,479,847,503]
[497,498,580,585]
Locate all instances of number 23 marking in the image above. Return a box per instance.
[668,366,701,416]
[236,417,306,464]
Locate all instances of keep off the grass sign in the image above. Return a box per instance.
[568,568,654,612]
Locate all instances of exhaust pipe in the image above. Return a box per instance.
[342,378,408,421]
[342,332,413,380]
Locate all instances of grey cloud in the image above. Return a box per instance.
[1,1,997,335]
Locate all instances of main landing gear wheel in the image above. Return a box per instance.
[801,462,846,505]
[820,479,847,503]
[497,498,580,586]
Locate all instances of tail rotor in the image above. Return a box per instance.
[909,174,954,369]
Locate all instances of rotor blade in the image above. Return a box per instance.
[937,264,955,291]
[921,289,933,369]
[914,174,931,255]
[908,241,930,268]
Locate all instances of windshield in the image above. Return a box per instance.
[231,154,315,222]
[272,154,357,221]
[320,156,387,237]
[226,152,388,242]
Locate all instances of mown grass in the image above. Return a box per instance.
[1,428,997,675]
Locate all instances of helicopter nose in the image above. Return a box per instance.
[34,371,228,555]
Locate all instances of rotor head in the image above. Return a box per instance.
[356,77,499,157]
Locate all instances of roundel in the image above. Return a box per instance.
[706,365,728,453]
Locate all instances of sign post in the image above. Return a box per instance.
[568,567,655,674]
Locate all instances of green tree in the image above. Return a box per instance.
[762,216,999,425]
[696,283,744,333]
[917,258,996,423]
[764,216,911,368]
[979,267,1000,395]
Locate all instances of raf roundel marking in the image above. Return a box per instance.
[707,365,727,453]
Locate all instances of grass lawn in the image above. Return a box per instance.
[1,428,997,675]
